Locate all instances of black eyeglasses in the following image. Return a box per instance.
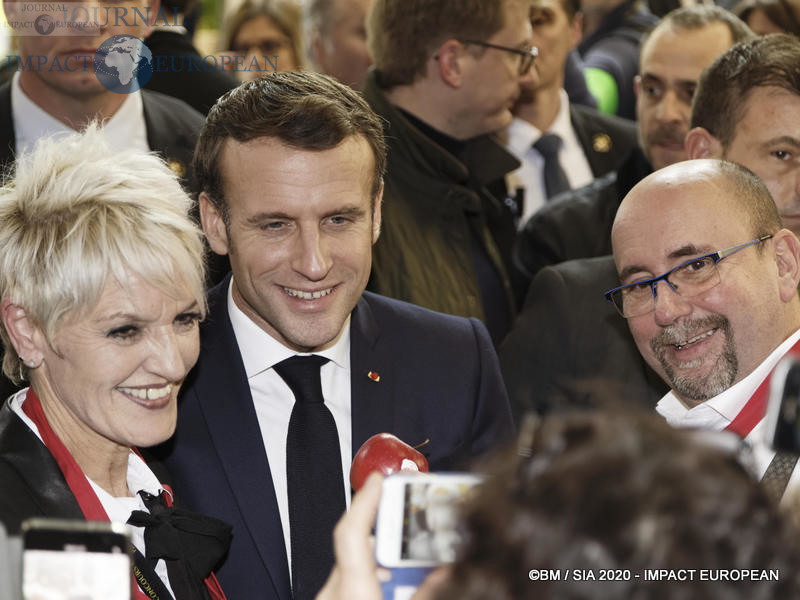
[604,234,773,318]
[461,40,538,75]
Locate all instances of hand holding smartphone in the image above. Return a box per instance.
[374,472,482,600]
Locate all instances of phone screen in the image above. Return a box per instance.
[22,520,131,600]
[399,478,478,563]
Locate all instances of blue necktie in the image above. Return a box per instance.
[534,133,571,199]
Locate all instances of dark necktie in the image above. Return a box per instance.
[274,355,345,600]
[534,133,571,199]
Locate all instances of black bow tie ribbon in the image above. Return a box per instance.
[127,490,232,600]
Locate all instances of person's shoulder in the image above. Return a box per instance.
[140,88,204,129]
[531,171,620,224]
[571,103,637,138]
[359,291,483,340]
[547,254,618,281]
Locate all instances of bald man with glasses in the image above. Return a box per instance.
[610,158,800,503]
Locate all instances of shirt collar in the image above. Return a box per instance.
[504,88,571,158]
[657,327,800,427]
[11,71,148,156]
[549,89,573,141]
[226,277,351,379]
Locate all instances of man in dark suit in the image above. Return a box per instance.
[154,72,513,600]
[513,5,753,285]
[0,0,203,177]
[500,255,668,419]
[0,85,201,182]
[503,0,638,223]
[500,34,800,418]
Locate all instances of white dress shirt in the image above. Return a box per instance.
[11,71,149,156]
[226,279,353,578]
[10,390,176,597]
[657,328,800,504]
[504,89,594,225]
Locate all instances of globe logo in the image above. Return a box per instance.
[34,14,55,36]
[94,35,153,94]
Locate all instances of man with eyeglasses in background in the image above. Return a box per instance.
[610,159,800,503]
[500,6,750,420]
[498,32,800,423]
[363,0,536,345]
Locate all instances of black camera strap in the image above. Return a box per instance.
[132,546,175,600]
[761,451,799,503]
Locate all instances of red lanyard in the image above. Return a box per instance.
[22,388,155,600]
[724,375,768,439]
[21,388,227,600]
[724,338,800,439]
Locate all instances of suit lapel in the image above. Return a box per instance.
[350,294,397,457]
[194,280,291,599]
[570,105,615,177]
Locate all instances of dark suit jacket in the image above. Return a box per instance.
[154,277,514,600]
[499,255,668,421]
[0,82,203,185]
[144,30,239,115]
[570,103,638,177]
[0,401,83,534]
[513,147,652,285]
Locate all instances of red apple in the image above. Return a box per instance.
[350,433,429,491]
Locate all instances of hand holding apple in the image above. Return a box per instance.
[350,433,429,491]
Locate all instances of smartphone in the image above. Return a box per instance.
[374,472,483,600]
[21,519,132,600]
[765,354,800,453]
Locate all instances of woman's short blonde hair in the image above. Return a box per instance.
[0,125,207,383]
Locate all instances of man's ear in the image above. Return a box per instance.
[569,13,583,48]
[685,127,723,159]
[434,39,466,88]
[773,229,800,302]
[371,183,383,244]
[199,192,231,256]
[0,299,43,368]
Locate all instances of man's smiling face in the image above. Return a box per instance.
[612,163,790,407]
[200,134,381,352]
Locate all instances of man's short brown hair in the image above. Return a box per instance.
[367,0,510,89]
[193,71,387,224]
[691,34,800,148]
